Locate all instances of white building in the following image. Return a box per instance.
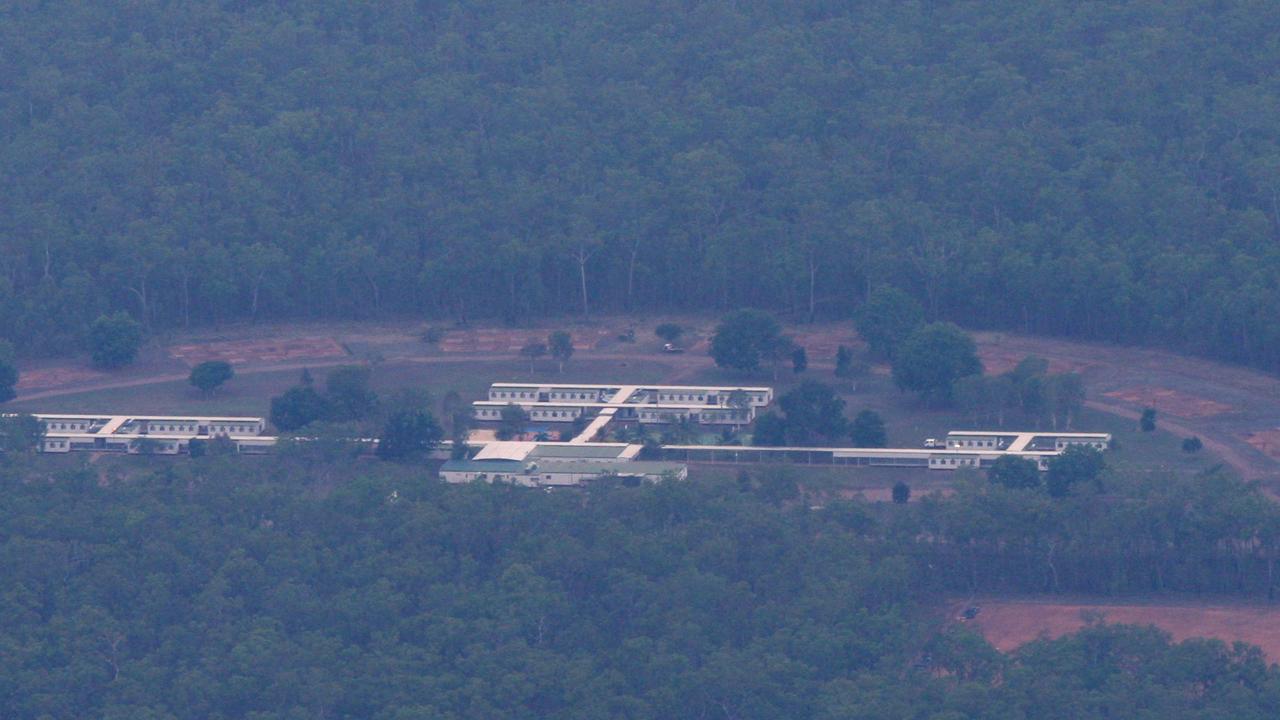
[439,440,685,486]
[34,413,275,455]
[475,382,773,427]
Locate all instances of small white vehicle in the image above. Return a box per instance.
[923,438,943,448]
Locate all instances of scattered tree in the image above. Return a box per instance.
[834,345,854,378]
[892,322,983,404]
[0,340,17,403]
[850,410,887,447]
[854,286,924,360]
[1046,445,1105,497]
[892,481,911,504]
[1141,408,1158,432]
[88,312,144,369]
[752,412,788,446]
[777,381,848,445]
[791,346,808,374]
[377,408,444,460]
[269,386,329,432]
[710,309,784,373]
[987,455,1041,490]
[1182,437,1203,453]
[548,331,574,373]
[189,360,234,395]
[325,365,378,421]
[0,413,42,455]
[497,403,529,440]
[520,341,547,375]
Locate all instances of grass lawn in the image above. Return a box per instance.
[11,358,675,423]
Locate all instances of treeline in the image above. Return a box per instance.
[3,456,1280,717]
[3,2,1280,371]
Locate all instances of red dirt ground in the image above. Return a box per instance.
[977,345,1094,375]
[1104,386,1235,418]
[168,337,348,365]
[1245,430,1280,462]
[963,599,1280,660]
[16,367,107,390]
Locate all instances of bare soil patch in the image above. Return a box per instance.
[16,366,107,390]
[169,337,348,366]
[962,598,1280,661]
[1104,386,1235,418]
[977,345,1094,375]
[1245,430,1280,462]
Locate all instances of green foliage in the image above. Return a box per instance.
[377,409,443,461]
[0,340,15,401]
[0,414,42,455]
[1,457,1279,717]
[1141,407,1158,432]
[497,403,529,440]
[988,455,1041,490]
[834,345,854,378]
[855,286,925,360]
[188,360,234,394]
[892,323,983,403]
[0,363,15,404]
[752,412,788,446]
[1046,446,1106,497]
[1182,436,1203,453]
[548,330,574,372]
[519,341,547,373]
[1,2,1280,377]
[850,410,887,448]
[710,309,783,373]
[324,365,378,421]
[791,346,808,374]
[87,312,143,370]
[777,381,848,445]
[892,481,911,504]
[269,385,328,432]
[655,323,683,344]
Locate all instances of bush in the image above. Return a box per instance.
[189,360,234,394]
[1182,436,1203,453]
[892,481,911,504]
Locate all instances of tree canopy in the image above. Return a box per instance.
[710,309,785,373]
[2,458,1280,718]
[892,322,983,403]
[0,2,1279,375]
[87,312,143,370]
[188,360,234,394]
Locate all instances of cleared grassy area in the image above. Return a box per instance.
[9,358,675,421]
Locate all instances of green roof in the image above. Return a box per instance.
[530,445,628,459]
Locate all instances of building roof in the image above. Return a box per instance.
[472,441,537,461]
[440,458,683,477]
[490,382,770,393]
[530,444,633,459]
[439,459,526,474]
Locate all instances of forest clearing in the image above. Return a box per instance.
[963,598,1280,662]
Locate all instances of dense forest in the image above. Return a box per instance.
[3,453,1280,718]
[3,1,1280,371]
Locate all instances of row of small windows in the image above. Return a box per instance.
[47,422,89,431]
[952,440,997,448]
